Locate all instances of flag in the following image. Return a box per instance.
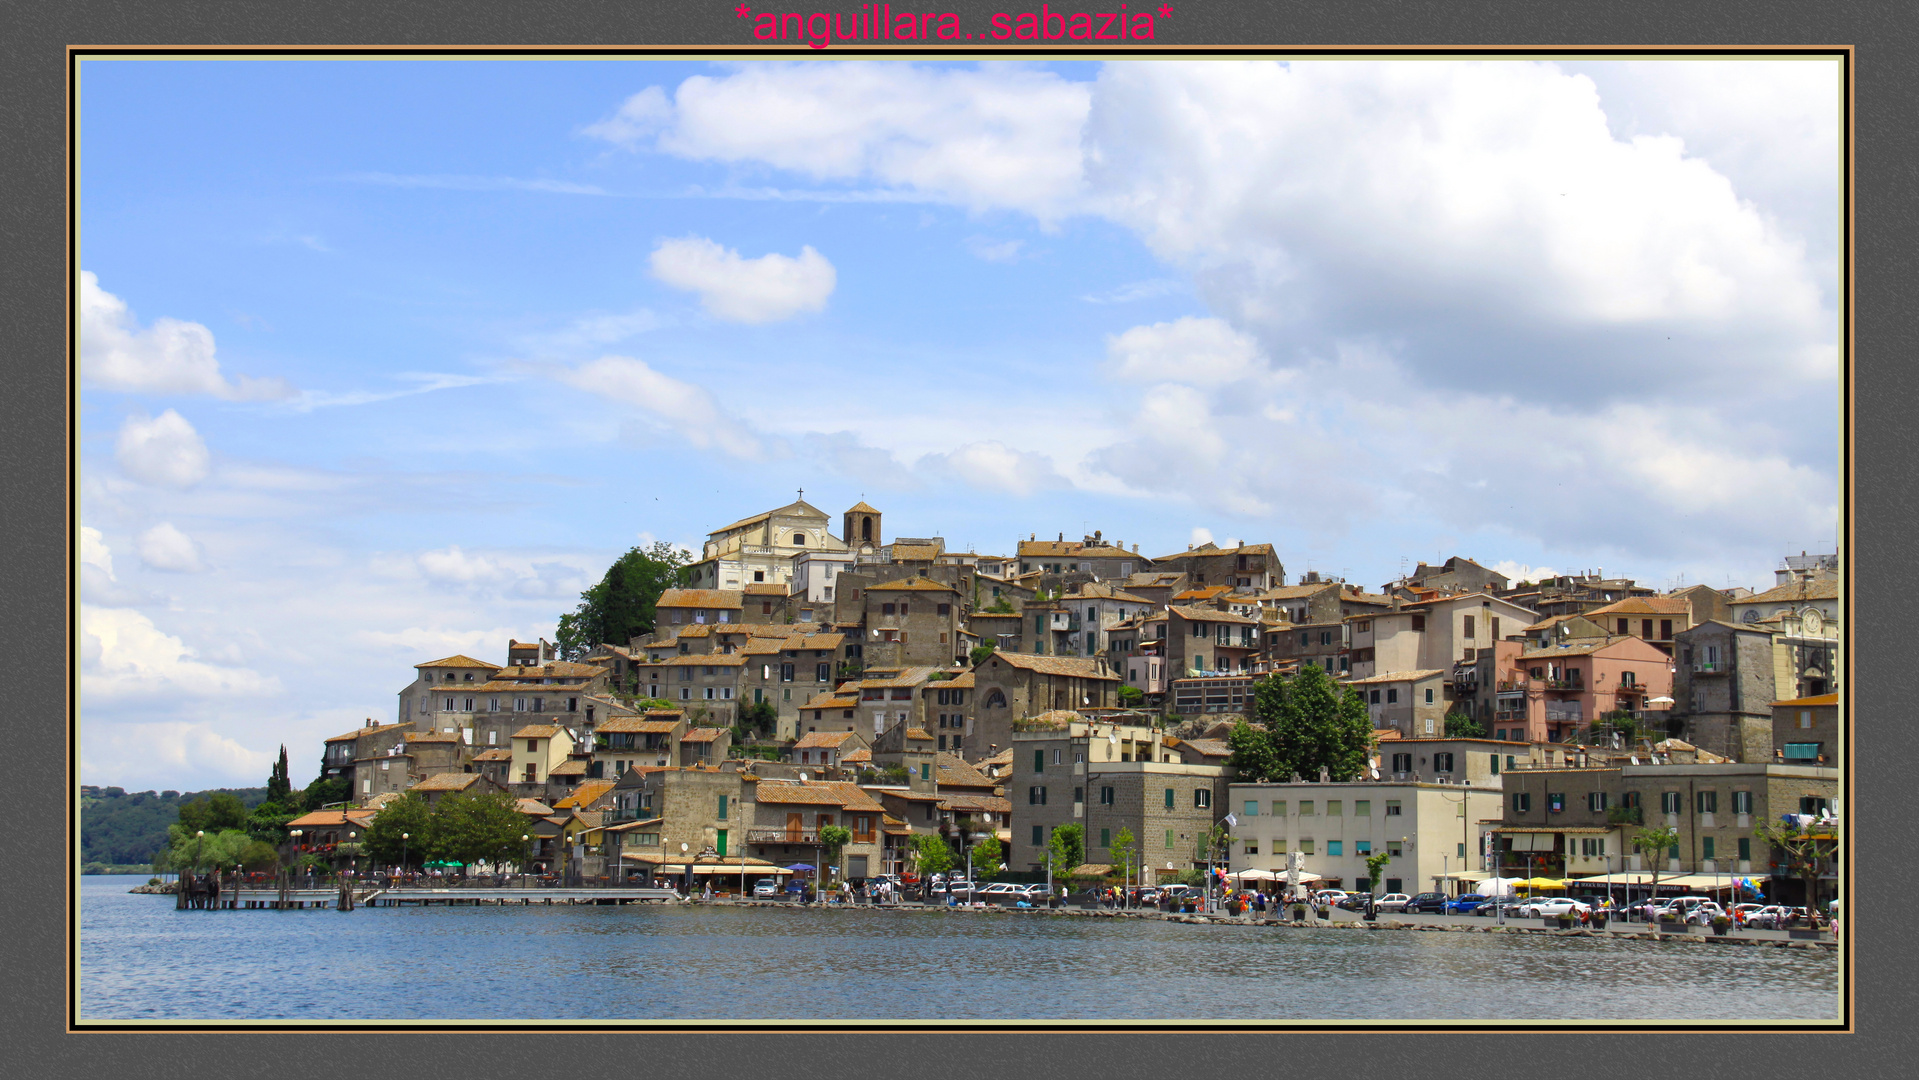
[1225,813,1238,827]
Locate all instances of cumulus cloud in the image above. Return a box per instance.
[80,604,282,702]
[137,522,205,573]
[803,431,920,491]
[919,441,1068,497]
[1492,561,1560,584]
[83,722,273,789]
[555,355,765,460]
[649,236,836,323]
[1106,317,1264,386]
[588,64,1092,219]
[1189,527,1214,547]
[417,545,509,585]
[81,526,116,581]
[964,236,1024,263]
[80,272,295,400]
[115,409,211,487]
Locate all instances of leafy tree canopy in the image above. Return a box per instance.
[364,793,432,868]
[912,834,954,880]
[1443,709,1485,739]
[1226,665,1375,783]
[177,792,249,834]
[426,791,529,867]
[970,835,1004,881]
[555,541,693,660]
[1117,685,1145,707]
[969,643,998,666]
[1046,823,1085,881]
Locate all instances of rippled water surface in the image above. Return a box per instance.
[79,876,1839,1021]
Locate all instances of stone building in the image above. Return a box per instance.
[1229,779,1503,894]
[968,652,1121,764]
[1771,692,1840,770]
[743,778,888,883]
[686,498,849,592]
[1165,604,1262,677]
[1150,541,1282,591]
[851,576,968,669]
[1672,620,1782,762]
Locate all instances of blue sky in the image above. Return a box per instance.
[78,58,1842,791]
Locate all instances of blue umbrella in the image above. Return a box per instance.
[785,863,816,871]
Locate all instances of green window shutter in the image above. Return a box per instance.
[717,794,727,820]
[921,763,930,780]
[1032,825,1043,845]
[1738,837,1751,861]
[1034,750,1045,774]
[1100,828,1110,848]
[1164,788,1175,809]
[1165,829,1174,849]
[1702,837,1715,860]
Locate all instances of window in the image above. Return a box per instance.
[1300,839,1315,855]
[1425,688,1435,703]
[1053,749,1063,764]
[1299,800,1314,816]
[1799,796,1830,815]
[1489,754,1500,776]
[704,687,716,700]
[1100,828,1110,848]
[1032,825,1044,846]
[1356,840,1371,855]
[1165,829,1175,849]
[1035,750,1046,774]
[1697,791,1718,813]
[1732,790,1753,815]
[1028,787,1042,805]
[1327,800,1342,817]
[1464,615,1475,638]
[1621,791,1640,809]
[1327,841,1343,856]
[921,763,931,781]
[1738,837,1751,861]
[1164,788,1176,809]
[1370,690,1381,704]
[1244,843,1259,855]
[717,795,728,821]
[1547,792,1565,813]
[1433,753,1454,772]
[1505,755,1516,772]
[1661,791,1682,814]
[938,603,951,616]
[1783,742,1823,761]
[1354,800,1370,817]
[1101,786,1115,806]
[1243,800,1259,816]
[1271,800,1286,816]
[1588,791,1608,812]
[1194,789,1211,809]
[1411,615,1425,631]
[1702,836,1716,860]
[883,603,896,615]
[1391,753,1412,773]
[1512,793,1531,812]
[1386,688,1399,704]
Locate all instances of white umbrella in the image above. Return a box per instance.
[1230,868,1278,882]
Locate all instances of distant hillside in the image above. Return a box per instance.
[79,785,270,868]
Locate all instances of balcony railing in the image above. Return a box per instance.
[1691,662,1726,674]
[745,828,823,845]
[1544,679,1585,691]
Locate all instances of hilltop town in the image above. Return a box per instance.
[279,496,1842,909]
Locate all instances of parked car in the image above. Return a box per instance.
[1017,883,1055,901]
[1446,893,1490,915]
[1402,892,1450,914]
[751,878,780,898]
[976,883,1024,901]
[1684,901,1728,925]
[1372,893,1414,912]
[1335,894,1367,911]
[1518,897,1592,918]
[1475,898,1527,917]
[1731,903,1766,925]
[1312,890,1350,907]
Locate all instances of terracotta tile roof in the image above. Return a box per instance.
[900,728,934,742]
[516,798,555,815]
[471,748,513,762]
[796,632,845,649]
[968,611,1022,620]
[890,542,945,561]
[944,671,976,689]
[325,721,410,743]
[679,727,726,743]
[751,780,886,812]
[978,747,1014,767]
[987,652,1119,680]
[414,654,502,670]
[793,731,859,749]
[866,576,958,593]
[800,691,859,710]
[934,755,995,789]
[664,654,747,667]
[410,773,483,792]
[743,582,788,595]
[657,588,746,610]
[1173,585,1235,601]
[286,809,378,828]
[1735,579,1839,605]
[873,788,945,802]
[842,747,873,763]
[1169,604,1259,625]
[1342,668,1447,685]
[845,500,881,515]
[548,759,589,776]
[595,716,682,734]
[1516,637,1648,660]
[555,779,618,808]
[740,640,788,655]
[404,731,462,743]
[1771,693,1839,707]
[938,793,1011,814]
[1586,596,1692,616]
[512,724,564,738]
[1181,739,1234,758]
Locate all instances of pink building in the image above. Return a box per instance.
[1492,636,1675,743]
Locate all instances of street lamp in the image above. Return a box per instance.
[289,829,304,889]
[401,832,410,888]
[521,834,531,888]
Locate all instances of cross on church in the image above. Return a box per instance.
[797,487,803,500]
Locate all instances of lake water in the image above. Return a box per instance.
[78,876,1839,1022]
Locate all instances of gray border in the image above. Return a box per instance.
[15,0,1911,1075]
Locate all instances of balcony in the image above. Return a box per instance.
[745,828,824,845]
[1691,661,1727,675]
[1612,683,1645,696]
[1606,806,1643,826]
[1543,679,1585,692]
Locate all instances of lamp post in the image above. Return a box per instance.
[681,842,691,896]
[521,834,531,889]
[348,831,358,888]
[401,833,409,890]
[290,829,304,890]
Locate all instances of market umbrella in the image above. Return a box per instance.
[785,863,815,871]
[1231,868,1278,882]
[1514,877,1567,890]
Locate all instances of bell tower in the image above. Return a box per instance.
[843,501,882,552]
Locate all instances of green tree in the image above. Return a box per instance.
[969,643,998,666]
[364,793,432,870]
[177,792,249,834]
[555,541,693,659]
[970,835,1004,881]
[427,791,528,868]
[267,745,294,807]
[819,824,852,879]
[1117,685,1145,707]
[1632,825,1680,921]
[1443,708,1485,739]
[1226,665,1375,783]
[159,826,254,873]
[1107,827,1137,888]
[244,800,299,845]
[1364,849,1393,901]
[302,776,351,810]
[738,699,779,738]
[912,834,954,892]
[1046,822,1085,883]
[1754,817,1840,913]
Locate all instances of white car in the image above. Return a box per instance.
[1313,890,1350,905]
[1684,901,1728,925]
[1371,893,1413,912]
[1519,897,1592,918]
[751,878,780,898]
[976,882,1023,899]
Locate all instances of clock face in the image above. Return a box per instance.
[1803,608,1823,633]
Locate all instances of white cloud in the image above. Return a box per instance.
[648,236,836,324]
[591,64,1092,219]
[963,236,1024,263]
[417,545,508,585]
[83,722,273,789]
[80,272,295,400]
[137,522,205,573]
[1106,317,1264,386]
[81,526,116,581]
[1189,527,1214,547]
[1491,561,1560,584]
[80,604,282,702]
[115,410,210,487]
[356,626,528,661]
[919,441,1067,497]
[1080,278,1186,304]
[519,309,665,353]
[555,355,765,460]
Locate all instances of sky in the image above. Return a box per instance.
[76,58,1843,792]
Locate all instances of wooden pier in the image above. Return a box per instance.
[365,886,685,907]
